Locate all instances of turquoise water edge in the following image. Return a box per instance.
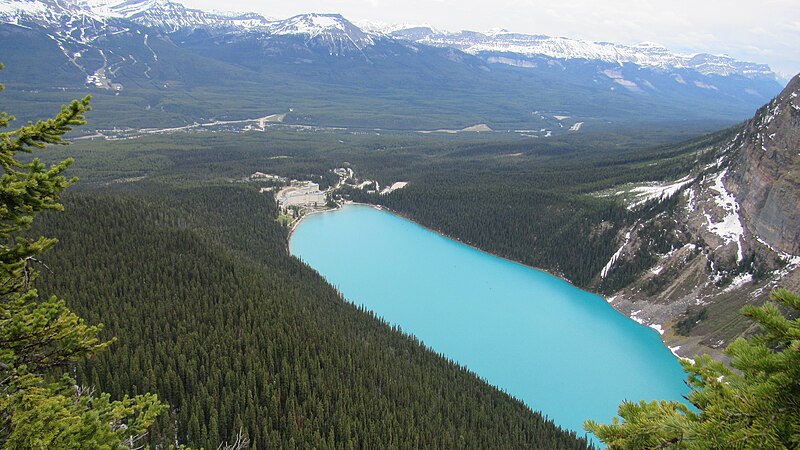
[290,204,687,439]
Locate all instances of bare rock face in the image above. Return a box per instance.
[728,74,800,256]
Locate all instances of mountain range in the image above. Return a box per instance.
[0,0,785,130]
[0,0,779,78]
[389,27,776,79]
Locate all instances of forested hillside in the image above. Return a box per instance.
[41,124,724,291]
[337,129,730,287]
[33,185,592,449]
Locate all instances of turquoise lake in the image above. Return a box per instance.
[290,204,688,437]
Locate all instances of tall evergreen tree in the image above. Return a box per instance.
[0,64,167,448]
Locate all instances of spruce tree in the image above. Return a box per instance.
[0,64,167,448]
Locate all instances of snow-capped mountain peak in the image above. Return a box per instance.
[0,0,272,31]
[102,0,273,31]
[269,13,348,35]
[267,13,375,50]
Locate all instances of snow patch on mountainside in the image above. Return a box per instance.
[601,226,635,279]
[602,69,641,92]
[723,272,753,293]
[694,80,719,90]
[628,175,696,209]
[705,169,745,263]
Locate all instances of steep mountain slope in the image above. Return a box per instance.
[597,74,800,358]
[729,85,800,255]
[0,0,784,130]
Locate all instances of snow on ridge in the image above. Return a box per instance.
[0,0,47,15]
[628,175,695,209]
[705,169,745,263]
[750,236,800,299]
[282,15,345,33]
[106,3,153,17]
[269,14,346,35]
[0,0,271,30]
[267,13,376,47]
[83,0,153,18]
[402,29,776,79]
[755,236,800,267]
[356,20,438,35]
[457,36,683,68]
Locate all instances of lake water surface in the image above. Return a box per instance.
[290,204,687,437]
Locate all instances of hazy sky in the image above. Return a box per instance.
[180,0,800,78]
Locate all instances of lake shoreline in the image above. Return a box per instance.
[287,201,688,357]
[289,202,690,440]
[290,201,575,284]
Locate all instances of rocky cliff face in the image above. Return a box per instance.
[598,74,800,359]
[729,75,800,256]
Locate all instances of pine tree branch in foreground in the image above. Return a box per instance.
[0,64,169,448]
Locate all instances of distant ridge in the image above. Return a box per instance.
[388,28,776,80]
[0,0,785,129]
[0,0,779,79]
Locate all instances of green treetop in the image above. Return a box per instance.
[0,63,168,448]
[586,288,800,449]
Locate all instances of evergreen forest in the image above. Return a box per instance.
[32,185,593,449]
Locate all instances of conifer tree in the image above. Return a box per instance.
[0,64,167,448]
[586,288,800,449]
